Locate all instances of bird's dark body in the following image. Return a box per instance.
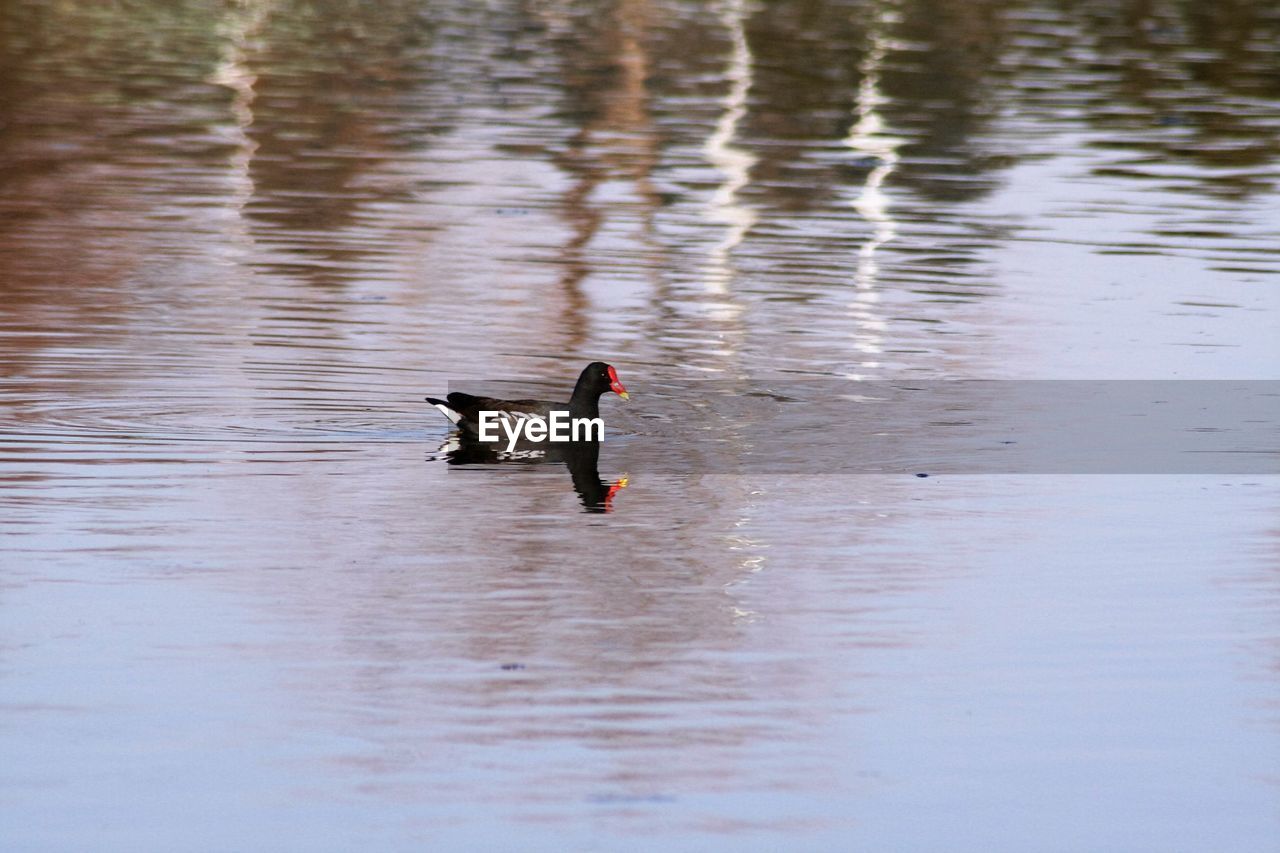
[426,362,627,435]
[428,393,560,434]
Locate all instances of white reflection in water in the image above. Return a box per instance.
[702,0,757,322]
[842,2,904,378]
[209,1,269,223]
[699,0,770,623]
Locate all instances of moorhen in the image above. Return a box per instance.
[426,361,629,435]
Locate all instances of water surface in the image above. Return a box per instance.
[2,1,1279,850]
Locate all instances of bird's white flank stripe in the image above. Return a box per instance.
[432,403,463,425]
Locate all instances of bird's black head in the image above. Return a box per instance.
[575,361,629,401]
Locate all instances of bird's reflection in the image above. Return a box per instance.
[437,437,628,514]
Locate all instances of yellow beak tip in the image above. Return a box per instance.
[617,391,630,401]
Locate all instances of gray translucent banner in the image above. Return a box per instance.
[446,380,1280,474]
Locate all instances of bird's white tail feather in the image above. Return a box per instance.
[432,403,463,425]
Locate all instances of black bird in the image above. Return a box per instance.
[426,361,629,435]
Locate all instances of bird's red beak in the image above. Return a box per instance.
[607,365,629,401]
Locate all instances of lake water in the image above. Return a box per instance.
[2,1,1279,850]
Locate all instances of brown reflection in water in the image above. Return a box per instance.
[739,0,874,212]
[540,0,669,350]
[880,0,1009,203]
[1072,0,1280,195]
[236,1,434,289]
[0,2,234,388]
[733,0,1280,211]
